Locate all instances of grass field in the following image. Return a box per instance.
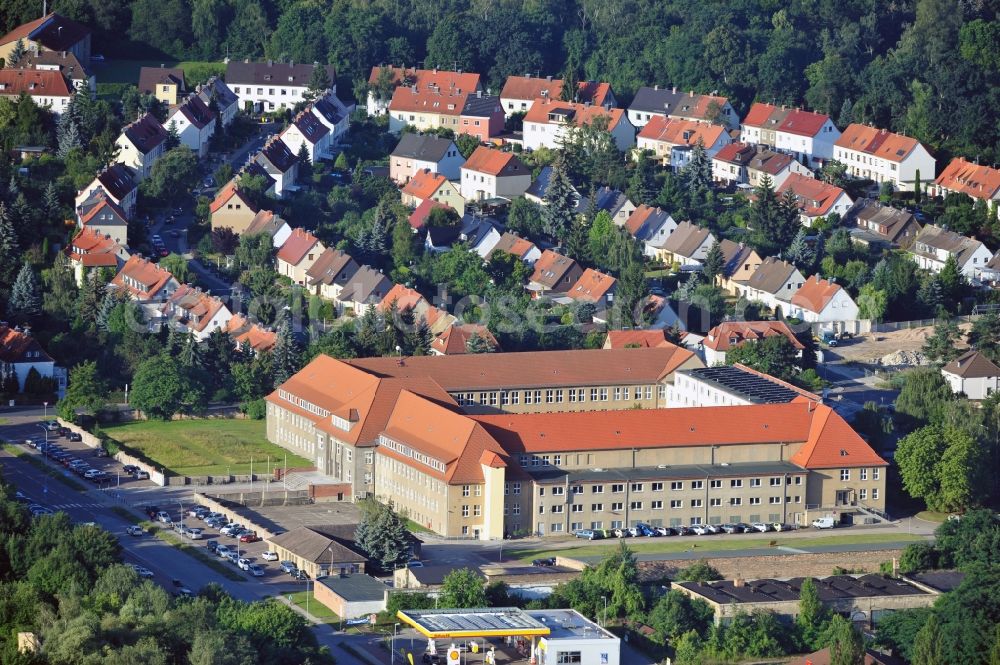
[92,59,226,85]
[287,590,341,623]
[103,419,311,477]
[507,532,927,562]
[915,511,950,523]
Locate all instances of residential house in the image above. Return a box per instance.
[266,527,367,579]
[788,276,860,325]
[401,169,465,215]
[0,323,65,398]
[13,50,94,93]
[386,82,470,135]
[314,574,387,619]
[115,112,168,181]
[909,224,993,279]
[276,228,325,286]
[0,69,71,114]
[701,321,804,366]
[160,285,233,341]
[941,350,1000,399]
[660,221,715,268]
[636,117,731,170]
[566,268,617,315]
[63,226,128,286]
[977,254,1000,285]
[138,66,185,105]
[488,232,542,265]
[367,66,481,118]
[166,95,215,157]
[225,314,277,353]
[740,103,840,168]
[625,205,678,259]
[243,211,291,248]
[196,76,239,126]
[110,255,179,303]
[75,164,137,219]
[459,214,504,259]
[380,284,455,335]
[603,329,680,349]
[305,248,360,301]
[932,157,1000,217]
[209,180,260,234]
[310,91,353,146]
[851,202,922,250]
[253,137,299,198]
[834,124,936,190]
[335,265,392,316]
[280,108,330,163]
[460,147,531,202]
[776,173,853,227]
[459,92,505,142]
[523,98,635,152]
[423,224,463,253]
[76,191,128,246]
[528,250,583,297]
[524,164,581,206]
[499,75,616,116]
[226,60,337,113]
[390,134,465,185]
[712,143,811,188]
[716,239,762,294]
[579,187,636,225]
[407,199,450,231]
[739,257,805,314]
[0,13,91,64]
[431,323,499,355]
[628,86,737,129]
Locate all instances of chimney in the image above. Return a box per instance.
[672,86,677,94]
[733,578,745,588]
[546,75,552,82]
[654,84,659,90]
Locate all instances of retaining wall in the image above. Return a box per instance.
[58,418,166,487]
[194,492,282,539]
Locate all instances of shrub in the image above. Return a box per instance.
[241,399,267,420]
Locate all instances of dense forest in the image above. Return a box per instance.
[3,0,998,165]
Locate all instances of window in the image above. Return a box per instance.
[513,482,521,495]
[475,486,482,496]
[538,506,545,514]
[840,469,850,481]
[612,484,624,493]
[670,500,682,508]
[556,651,582,664]
[592,503,604,512]
[793,496,800,503]
[859,489,867,501]
[551,523,563,532]
[770,477,782,486]
[462,526,469,535]
[591,388,599,401]
[364,452,374,465]
[860,468,868,481]
[572,504,583,513]
[731,479,743,488]
[795,476,803,485]
[710,480,722,489]
[611,502,623,511]
[474,505,482,516]
[614,388,622,400]
[670,482,683,490]
[769,496,782,504]
[513,505,520,515]
[730,497,742,506]
[555,456,563,466]
[631,483,644,492]
[461,505,469,517]
[873,468,880,480]
[571,485,583,494]
[599,388,608,401]
[652,482,663,491]
[551,505,564,514]
[552,486,564,496]
[710,498,721,507]
[462,485,470,497]
[691,480,703,490]
[690,499,702,508]
[630,501,643,510]
[750,478,761,487]
[749,497,761,505]
[538,487,545,497]
[872,488,879,500]
[611,520,623,529]
[592,485,604,494]
[570,522,582,531]
[545,390,554,403]
[652,500,663,509]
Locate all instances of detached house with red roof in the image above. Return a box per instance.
[625,205,678,259]
[789,276,859,325]
[0,12,91,65]
[210,180,260,234]
[528,250,583,297]
[387,80,472,135]
[75,163,137,220]
[64,226,129,285]
[401,169,465,216]
[380,284,456,335]
[488,232,541,265]
[0,323,65,398]
[637,117,731,170]
[499,75,616,117]
[0,69,72,115]
[76,190,128,247]
[701,321,804,366]
[225,314,277,353]
[459,92,505,142]
[740,103,841,168]
[566,268,617,315]
[834,124,936,190]
[115,113,168,181]
[431,323,498,355]
[280,108,331,163]
[367,66,481,118]
[932,157,1000,217]
[523,98,635,152]
[459,147,531,202]
[166,95,216,157]
[277,228,326,286]
[159,285,233,341]
[776,173,853,227]
[628,86,737,130]
[110,255,179,303]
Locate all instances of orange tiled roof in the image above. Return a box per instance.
[408,199,449,229]
[462,146,527,177]
[0,324,52,364]
[934,157,1000,201]
[111,255,174,299]
[402,169,448,200]
[64,227,122,268]
[637,116,726,147]
[704,321,804,352]
[489,232,536,260]
[835,124,924,163]
[431,323,498,355]
[500,76,613,106]
[604,330,679,349]
[566,268,616,303]
[789,404,887,468]
[776,173,847,217]
[0,69,71,98]
[389,83,469,116]
[368,66,480,95]
[530,250,579,289]
[742,102,789,128]
[790,275,848,314]
[380,284,426,313]
[79,193,127,227]
[226,314,277,352]
[210,180,258,214]
[523,98,625,130]
[276,228,321,266]
[0,13,89,51]
[163,284,227,333]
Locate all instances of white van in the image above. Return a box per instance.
[811,517,836,529]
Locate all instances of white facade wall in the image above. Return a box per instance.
[800,192,854,227]
[231,82,313,113]
[774,121,840,167]
[942,371,999,400]
[167,110,214,158]
[10,359,56,393]
[835,143,936,190]
[787,288,859,323]
[460,170,531,202]
[115,135,164,181]
[524,117,635,152]
[911,243,993,278]
[280,125,327,163]
[667,372,754,408]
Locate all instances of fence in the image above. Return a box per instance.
[871,312,986,333]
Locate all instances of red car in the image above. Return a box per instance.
[239,533,259,543]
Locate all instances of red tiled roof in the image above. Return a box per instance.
[380,284,426,313]
[0,69,71,98]
[523,98,625,131]
[78,193,127,227]
[0,13,89,51]
[407,199,449,230]
[789,404,887,468]
[790,275,849,315]
[111,255,175,299]
[431,323,498,355]
[704,321,804,352]
[488,232,536,260]
[163,284,227,333]
[368,66,480,95]
[402,169,448,200]
[742,102,781,128]
[0,324,52,364]
[64,227,121,267]
[276,228,321,266]
[637,116,726,147]
[777,109,832,137]
[934,157,1000,201]
[835,124,924,163]
[209,180,258,214]
[530,250,579,289]
[462,146,527,177]
[566,268,616,303]
[604,330,680,349]
[500,75,564,101]
[226,314,277,352]
[389,83,469,116]
[776,173,848,217]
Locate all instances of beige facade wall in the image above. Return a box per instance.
[211,206,257,234]
[452,380,673,415]
[806,467,887,513]
[267,542,364,579]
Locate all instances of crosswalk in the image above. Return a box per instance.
[51,502,105,510]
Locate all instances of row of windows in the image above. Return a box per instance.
[539,496,800,512]
[455,385,661,408]
[233,86,304,97]
[460,505,482,518]
[537,477,806,494]
[561,515,792,531]
[840,468,881,481]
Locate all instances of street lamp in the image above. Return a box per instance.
[601,596,608,628]
[391,622,400,664]
[42,401,48,422]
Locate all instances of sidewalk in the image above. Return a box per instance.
[275,595,386,665]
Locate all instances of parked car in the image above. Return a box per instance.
[134,566,154,579]
[627,526,641,537]
[655,526,672,536]
[690,524,710,536]
[216,545,232,558]
[224,551,239,564]
[186,528,203,540]
[406,560,424,568]
[144,506,160,520]
[574,529,596,540]
[187,507,206,518]
[261,551,279,561]
[704,524,720,534]
[675,526,692,536]
[68,432,82,442]
[135,471,150,480]
[294,569,309,580]
[239,532,259,543]
[57,426,70,436]
[125,526,144,537]
[811,517,835,529]
[751,522,771,533]
[613,528,627,538]
[237,558,252,571]
[248,564,265,576]
[720,524,739,534]
[154,511,170,523]
[279,561,298,575]
[123,465,139,475]
[43,421,60,431]
[220,523,243,536]
[734,523,751,533]
[206,540,219,553]
[532,557,556,567]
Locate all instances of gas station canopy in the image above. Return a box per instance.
[397,608,552,639]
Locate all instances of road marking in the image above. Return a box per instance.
[777,545,809,554]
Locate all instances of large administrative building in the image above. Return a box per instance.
[266,347,887,540]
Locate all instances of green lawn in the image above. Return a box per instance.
[103,419,311,477]
[286,590,341,623]
[507,532,927,562]
[915,511,950,523]
[92,59,225,85]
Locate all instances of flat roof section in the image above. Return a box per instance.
[527,609,618,641]
[682,366,801,404]
[677,574,930,605]
[397,608,551,639]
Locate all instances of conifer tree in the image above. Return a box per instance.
[42,182,61,222]
[680,138,712,194]
[179,333,203,369]
[56,113,82,158]
[543,155,577,242]
[702,240,725,282]
[408,318,433,356]
[96,293,118,332]
[271,315,302,388]
[8,39,26,65]
[8,263,42,322]
[466,332,496,353]
[166,121,181,149]
[786,228,815,269]
[0,203,20,284]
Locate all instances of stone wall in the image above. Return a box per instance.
[636,549,902,582]
[58,418,166,487]
[194,492,280,539]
